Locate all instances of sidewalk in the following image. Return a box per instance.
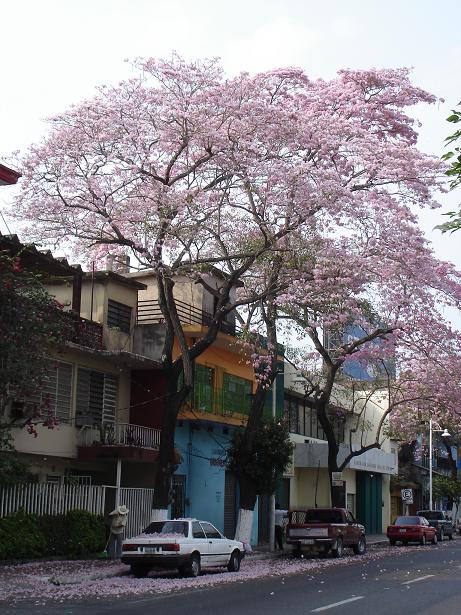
[0,537,404,605]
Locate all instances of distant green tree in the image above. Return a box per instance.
[432,474,461,530]
[437,104,461,233]
[226,418,294,497]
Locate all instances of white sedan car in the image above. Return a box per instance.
[121,518,245,577]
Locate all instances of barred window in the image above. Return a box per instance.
[28,360,72,420]
[107,299,132,333]
[75,367,117,426]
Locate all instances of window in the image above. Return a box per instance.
[193,364,214,412]
[107,299,132,333]
[200,522,221,539]
[15,360,72,421]
[75,368,117,427]
[283,393,344,442]
[223,373,252,414]
[347,493,356,517]
[144,521,188,536]
[192,522,206,539]
[346,511,356,524]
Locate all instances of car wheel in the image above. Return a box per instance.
[420,534,426,546]
[185,553,201,577]
[449,532,454,541]
[439,528,444,541]
[353,536,366,555]
[131,564,150,578]
[331,538,343,558]
[227,550,241,572]
[389,539,396,546]
[431,532,438,545]
[402,541,408,546]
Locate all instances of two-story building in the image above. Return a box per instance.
[283,361,398,534]
[2,236,281,542]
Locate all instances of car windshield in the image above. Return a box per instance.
[417,511,443,520]
[143,521,188,537]
[304,510,344,524]
[394,516,420,525]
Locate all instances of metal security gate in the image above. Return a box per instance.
[356,472,383,534]
[103,486,155,538]
[223,471,236,538]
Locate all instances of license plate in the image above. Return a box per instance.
[144,546,160,553]
[301,539,314,545]
[399,529,406,533]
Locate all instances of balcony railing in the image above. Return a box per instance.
[78,423,161,449]
[182,383,257,418]
[137,298,236,336]
[58,310,104,350]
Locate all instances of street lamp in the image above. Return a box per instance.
[429,419,451,510]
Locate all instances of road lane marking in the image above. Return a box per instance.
[401,574,434,585]
[311,596,364,612]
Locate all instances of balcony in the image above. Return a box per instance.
[181,383,257,421]
[137,298,236,336]
[58,310,104,350]
[78,422,161,449]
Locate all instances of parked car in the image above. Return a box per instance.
[416,510,454,541]
[121,519,245,578]
[387,515,437,546]
[285,507,366,557]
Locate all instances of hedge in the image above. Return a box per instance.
[0,509,106,560]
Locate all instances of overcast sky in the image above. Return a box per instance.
[1,0,460,272]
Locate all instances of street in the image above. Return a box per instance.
[3,541,461,615]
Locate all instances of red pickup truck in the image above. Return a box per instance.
[285,507,366,557]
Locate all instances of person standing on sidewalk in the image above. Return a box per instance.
[275,504,288,550]
[108,504,129,558]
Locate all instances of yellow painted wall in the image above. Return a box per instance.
[174,337,254,389]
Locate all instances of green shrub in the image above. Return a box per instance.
[0,509,46,559]
[37,513,68,556]
[0,509,106,560]
[65,509,106,558]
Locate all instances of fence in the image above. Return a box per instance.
[0,483,106,518]
[0,483,155,539]
[106,486,155,538]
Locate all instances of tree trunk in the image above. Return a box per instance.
[152,368,187,513]
[234,350,277,540]
[234,473,258,543]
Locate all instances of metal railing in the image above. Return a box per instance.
[78,423,161,449]
[183,383,254,417]
[137,298,236,336]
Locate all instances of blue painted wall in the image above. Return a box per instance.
[173,420,259,545]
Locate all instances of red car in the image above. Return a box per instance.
[387,515,438,546]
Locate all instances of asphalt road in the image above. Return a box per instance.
[5,541,461,615]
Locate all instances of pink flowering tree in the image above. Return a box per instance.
[12,56,452,528]
[280,208,461,506]
[12,55,320,518]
